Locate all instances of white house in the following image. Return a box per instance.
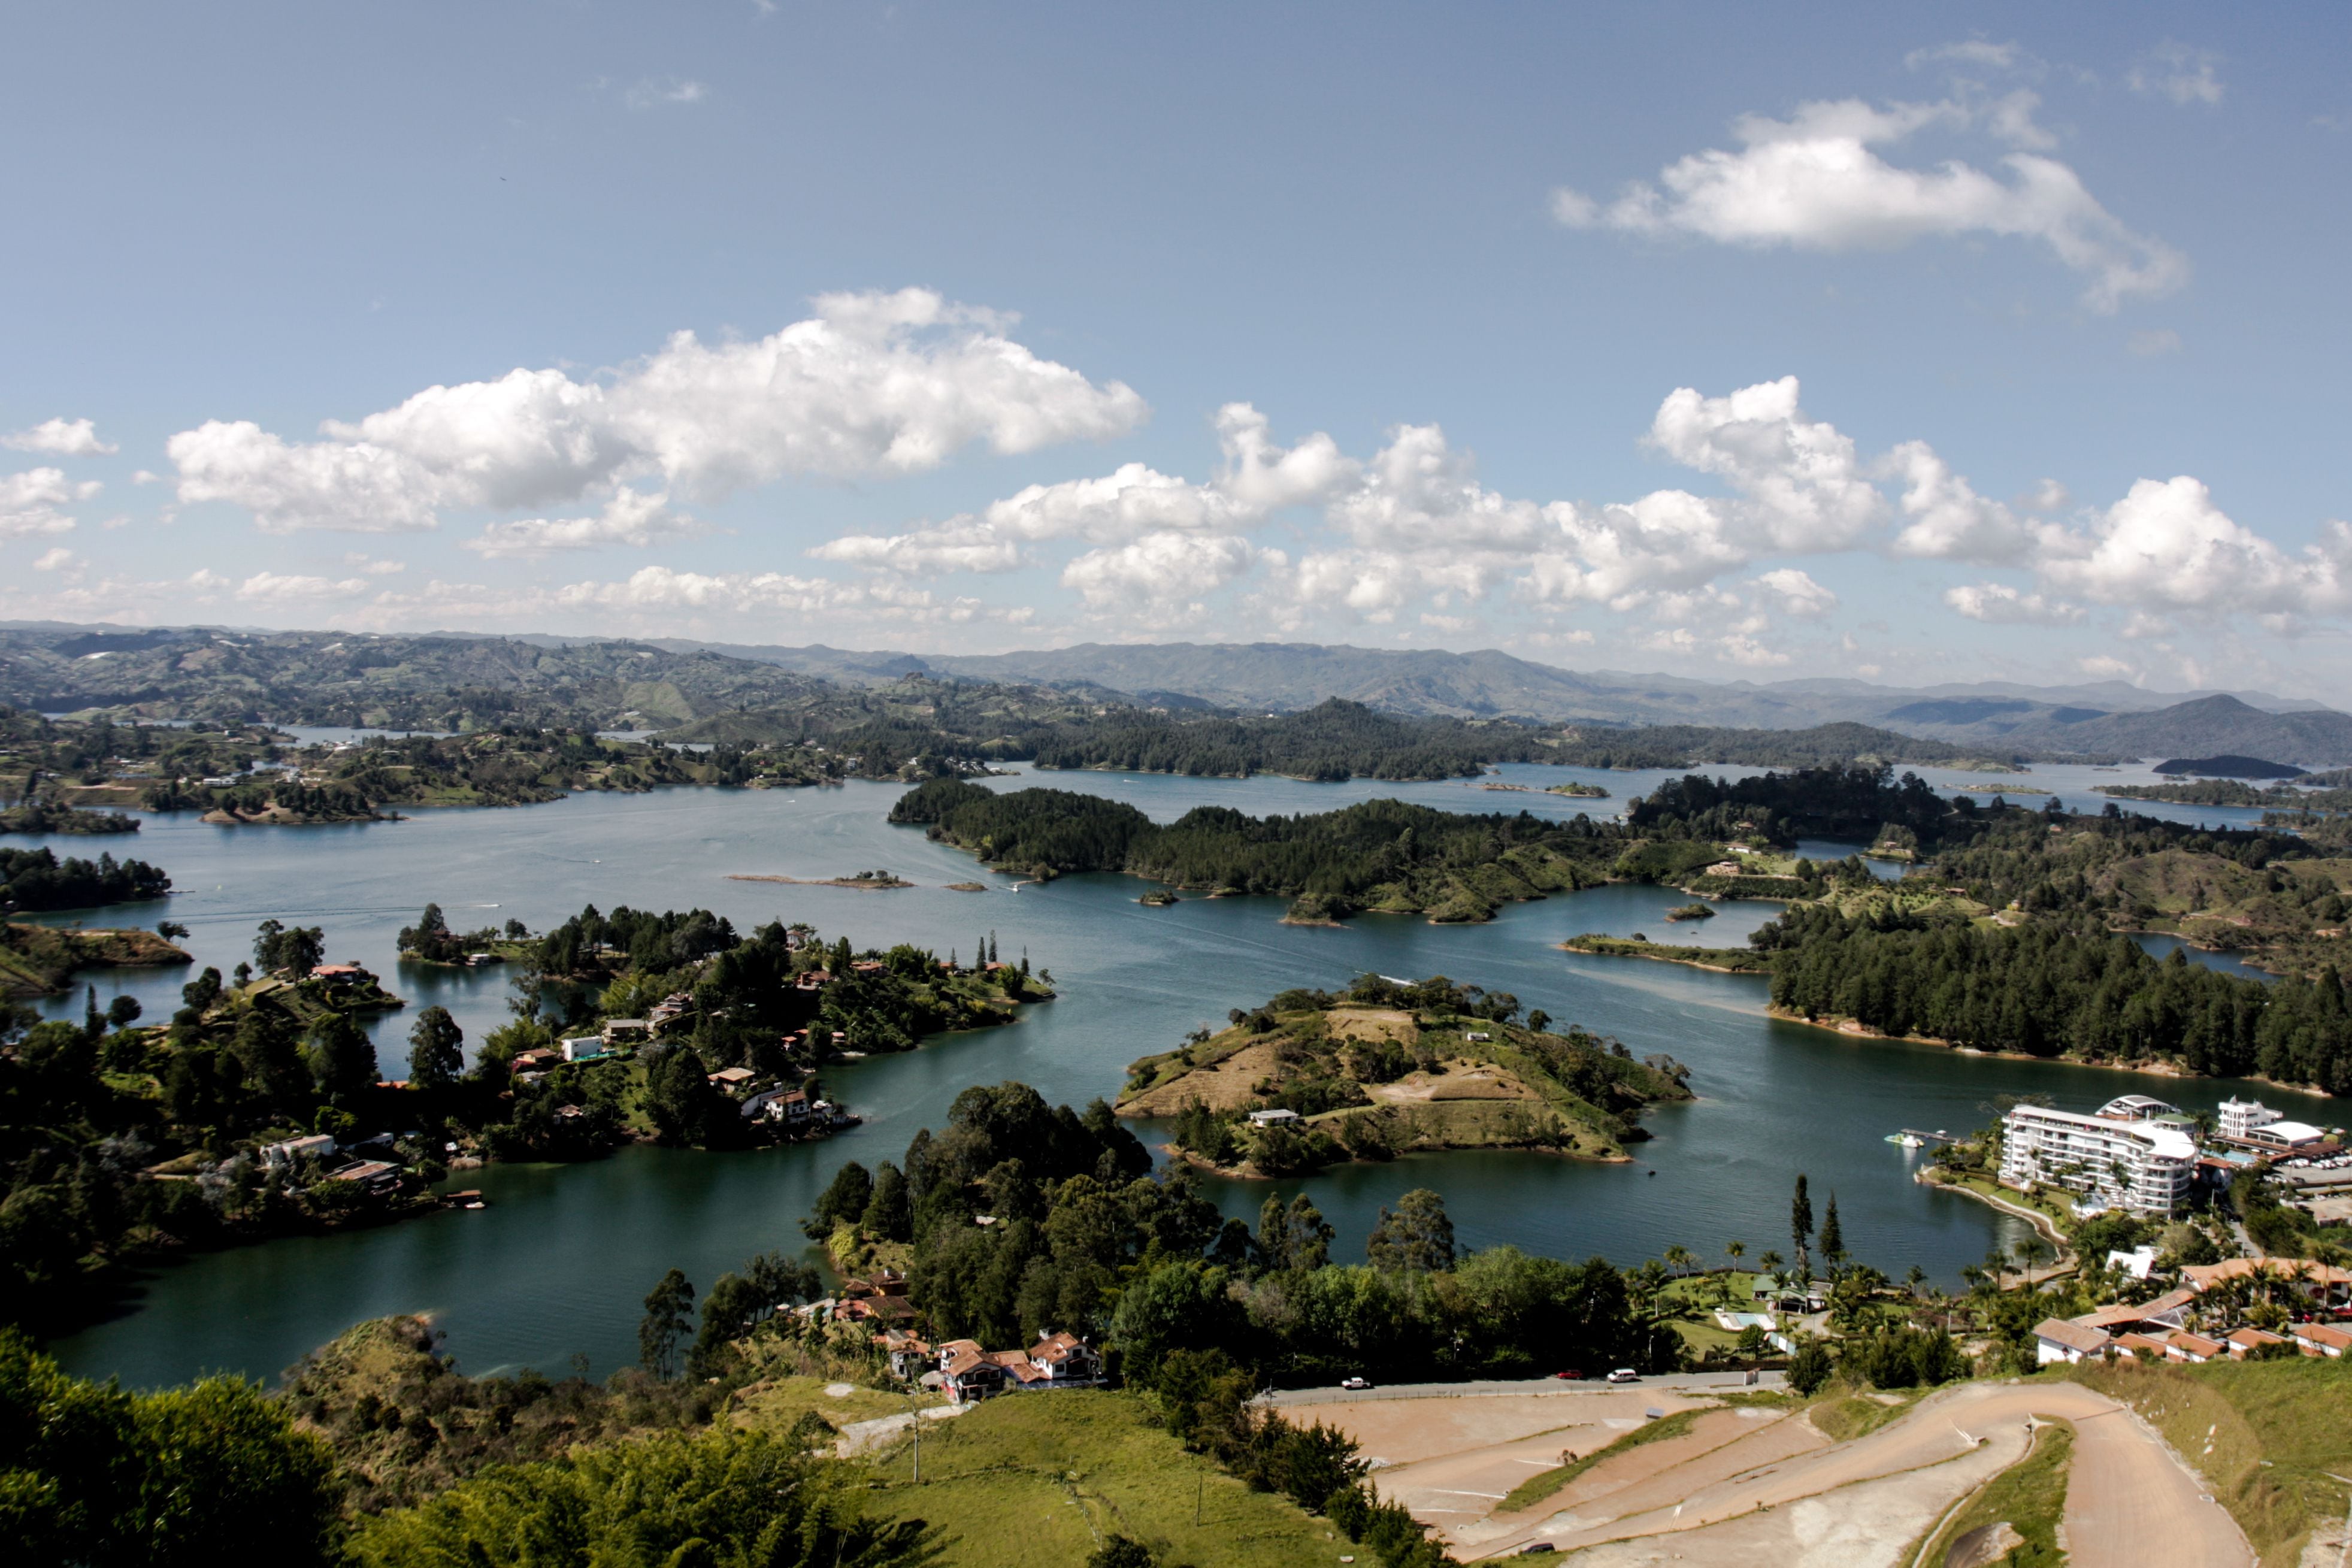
[2032,1318,2112,1364]
[1247,1108,1302,1127]
[261,1133,338,1167]
[560,1036,609,1063]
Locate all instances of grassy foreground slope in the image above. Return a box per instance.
[855,1390,1336,1567]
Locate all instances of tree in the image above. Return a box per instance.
[642,1045,727,1147]
[804,1161,876,1240]
[156,920,188,942]
[1089,1538,1155,1568]
[0,1329,341,1565]
[1786,1337,1833,1396]
[1818,1194,1844,1267]
[1258,1192,1335,1273]
[1663,1244,1694,1278]
[864,1161,913,1243]
[1366,1189,1456,1273]
[1527,1009,1551,1033]
[639,1268,696,1379]
[307,1012,378,1103]
[252,919,325,979]
[349,1428,937,1567]
[405,1005,465,1089]
[1790,1174,1814,1282]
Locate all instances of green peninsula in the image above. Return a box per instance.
[1116,974,1692,1175]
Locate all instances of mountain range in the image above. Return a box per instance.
[5,622,2348,768]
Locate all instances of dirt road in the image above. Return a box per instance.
[1309,1377,2251,1566]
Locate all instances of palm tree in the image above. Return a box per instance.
[1664,1244,1694,1278]
[1905,1264,1927,1298]
[2014,1236,2048,1288]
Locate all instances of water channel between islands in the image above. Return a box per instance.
[29,759,2325,1388]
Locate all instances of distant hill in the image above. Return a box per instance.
[2154,754,2307,780]
[0,628,834,731]
[1972,697,2352,769]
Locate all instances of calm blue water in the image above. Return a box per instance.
[23,763,2336,1388]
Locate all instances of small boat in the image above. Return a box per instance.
[1885,1132,1925,1148]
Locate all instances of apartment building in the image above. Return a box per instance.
[1999,1100,2196,1215]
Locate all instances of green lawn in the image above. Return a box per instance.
[854,1390,1339,1567]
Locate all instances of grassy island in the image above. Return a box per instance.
[1115,973,1693,1175]
[1546,780,1611,797]
[0,921,190,997]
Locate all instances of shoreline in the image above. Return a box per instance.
[1560,937,1768,976]
[1767,1006,2340,1100]
[1914,1168,2068,1249]
[1151,1138,1636,1180]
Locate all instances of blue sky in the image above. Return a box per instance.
[4,3,2348,697]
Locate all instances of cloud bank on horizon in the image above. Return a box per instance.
[5,20,2344,701]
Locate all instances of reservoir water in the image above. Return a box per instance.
[28,759,2333,1388]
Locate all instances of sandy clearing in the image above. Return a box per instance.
[1118,1039,1283,1114]
[1327,1007,1418,1042]
[1461,1382,2250,1565]
[1525,1411,1826,1532]
[2057,1393,2252,1568]
[1310,1390,1709,1467]
[1533,1433,2030,1568]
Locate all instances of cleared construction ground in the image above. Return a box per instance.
[1289,1378,2254,1566]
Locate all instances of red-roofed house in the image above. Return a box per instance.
[1028,1331,1103,1384]
[2226,1327,2295,1359]
[2290,1323,2352,1358]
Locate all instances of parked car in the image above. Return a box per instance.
[1553,1369,1587,1381]
[1340,1375,1373,1391]
[1606,1368,1639,1384]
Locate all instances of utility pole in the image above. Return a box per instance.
[1195,1472,1203,1527]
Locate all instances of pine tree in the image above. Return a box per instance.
[638,1268,696,1379]
[1819,1194,1844,1267]
[1791,1173,1814,1282]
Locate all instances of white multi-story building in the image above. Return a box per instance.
[1999,1102,2196,1215]
[2218,1097,2281,1142]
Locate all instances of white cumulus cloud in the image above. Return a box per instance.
[168,289,1145,532]
[2,417,117,456]
[1,468,97,537]
[1552,95,2185,310]
[2034,477,2351,618]
[462,489,692,558]
[1942,583,2085,624]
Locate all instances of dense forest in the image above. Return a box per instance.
[0,846,171,911]
[1026,699,1553,780]
[891,776,1639,921]
[808,1079,1690,1388]
[1765,904,2352,1091]
[1540,719,2025,769]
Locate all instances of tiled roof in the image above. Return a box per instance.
[2034,1318,2112,1354]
